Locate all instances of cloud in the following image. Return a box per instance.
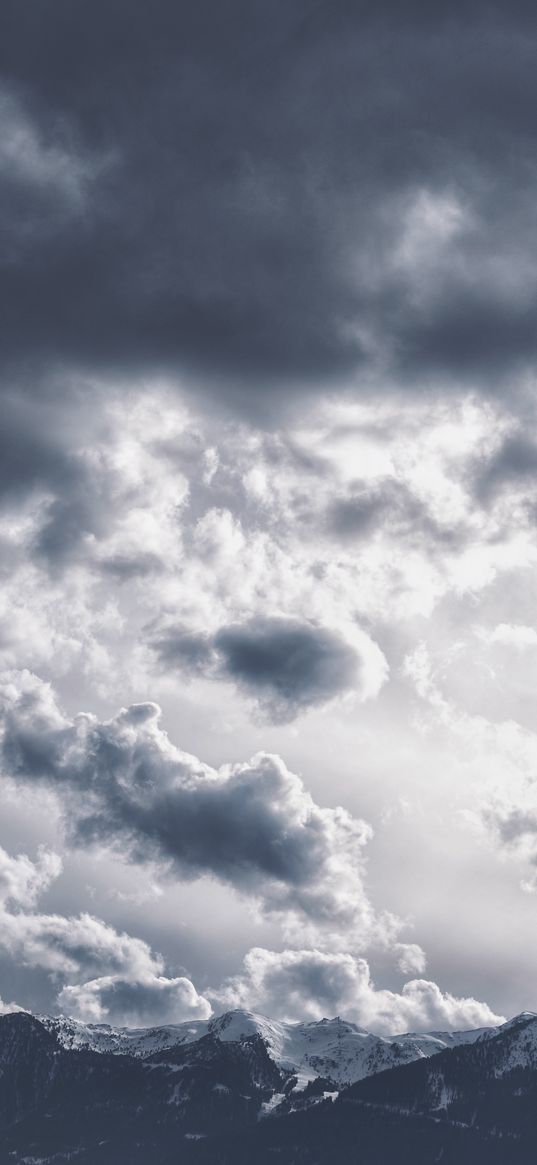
[487,623,537,650]
[2,3,537,406]
[0,392,84,511]
[0,389,121,578]
[0,995,26,1015]
[213,616,368,720]
[0,839,211,1025]
[12,909,212,1025]
[0,83,97,196]
[483,804,537,892]
[0,670,391,946]
[326,478,465,549]
[212,947,505,1035]
[395,942,427,976]
[58,973,211,1026]
[0,84,101,265]
[0,845,61,909]
[153,615,386,721]
[152,627,215,675]
[476,433,537,501]
[491,807,537,848]
[0,904,164,980]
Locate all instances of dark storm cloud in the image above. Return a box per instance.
[2,1,537,407]
[214,616,359,718]
[151,616,365,720]
[0,394,109,569]
[0,675,375,934]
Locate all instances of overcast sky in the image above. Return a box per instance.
[2,0,537,1034]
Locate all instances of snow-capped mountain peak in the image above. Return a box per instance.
[37,1006,507,1089]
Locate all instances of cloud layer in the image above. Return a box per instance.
[2,2,537,406]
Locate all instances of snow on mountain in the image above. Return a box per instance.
[39,1013,209,1058]
[212,1013,382,1088]
[491,1010,537,1034]
[39,1008,516,1088]
[391,1024,493,1055]
[480,1011,537,1074]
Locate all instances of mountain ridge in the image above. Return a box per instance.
[2,1008,537,1161]
[37,1004,506,1087]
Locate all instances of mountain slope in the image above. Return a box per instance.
[346,1011,537,1128]
[0,1013,290,1163]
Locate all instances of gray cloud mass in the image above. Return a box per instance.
[214,617,359,717]
[1,2,537,409]
[0,673,378,941]
[153,616,363,720]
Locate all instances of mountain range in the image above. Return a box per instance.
[1,1007,537,1162]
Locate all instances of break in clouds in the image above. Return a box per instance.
[2,0,537,1029]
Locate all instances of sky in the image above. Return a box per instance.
[1,0,537,1035]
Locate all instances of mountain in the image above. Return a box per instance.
[39,1005,498,1087]
[0,1012,290,1163]
[347,1010,537,1121]
[2,1008,537,1162]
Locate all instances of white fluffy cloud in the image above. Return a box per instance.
[58,974,211,1026]
[0,906,164,979]
[212,947,504,1035]
[487,623,537,649]
[0,995,26,1015]
[0,844,61,909]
